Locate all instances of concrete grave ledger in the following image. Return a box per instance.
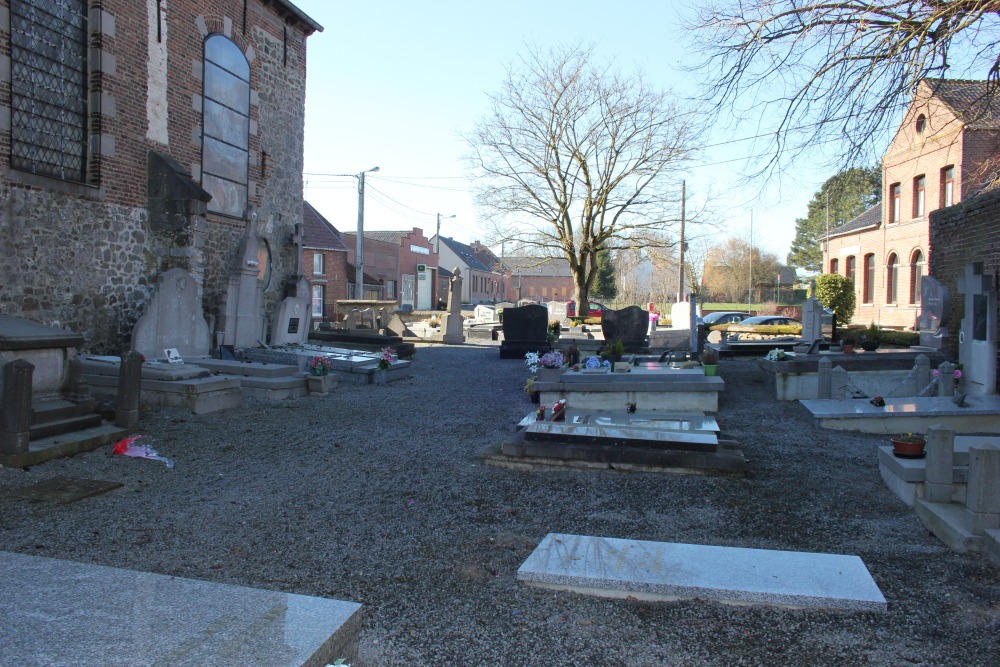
[0,551,362,667]
[518,533,887,611]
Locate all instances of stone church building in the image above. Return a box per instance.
[0,0,321,353]
[824,79,1000,328]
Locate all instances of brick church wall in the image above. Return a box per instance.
[0,0,313,353]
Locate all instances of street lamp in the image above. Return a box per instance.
[352,166,379,298]
[436,213,455,255]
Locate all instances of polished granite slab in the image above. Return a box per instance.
[801,395,1000,418]
[0,551,362,667]
[518,533,886,611]
[524,421,718,450]
[517,410,719,433]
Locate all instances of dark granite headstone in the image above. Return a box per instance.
[601,306,649,352]
[500,304,551,359]
[917,276,950,331]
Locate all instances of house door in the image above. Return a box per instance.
[416,270,431,310]
[402,274,415,310]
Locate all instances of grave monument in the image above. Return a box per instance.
[957,262,997,395]
[601,305,649,353]
[442,267,465,344]
[131,268,211,359]
[499,304,550,359]
[915,275,950,352]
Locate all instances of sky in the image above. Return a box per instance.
[291,0,852,263]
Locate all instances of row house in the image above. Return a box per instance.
[824,79,1000,328]
[342,228,436,308]
[502,256,574,303]
[302,201,349,322]
[431,236,505,305]
[0,0,321,352]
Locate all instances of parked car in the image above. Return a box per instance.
[566,300,611,318]
[738,315,801,327]
[699,311,751,326]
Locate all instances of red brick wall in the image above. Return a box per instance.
[928,187,1000,365]
[304,248,349,322]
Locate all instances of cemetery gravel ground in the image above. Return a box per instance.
[2,344,1000,666]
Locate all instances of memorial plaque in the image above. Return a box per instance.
[287,318,300,334]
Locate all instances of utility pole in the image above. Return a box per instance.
[436,212,455,255]
[350,166,379,298]
[677,180,686,303]
[748,210,753,313]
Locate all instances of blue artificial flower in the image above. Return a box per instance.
[585,356,601,369]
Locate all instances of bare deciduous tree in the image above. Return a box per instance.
[702,237,783,303]
[467,43,700,313]
[690,1,1000,172]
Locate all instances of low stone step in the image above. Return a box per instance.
[518,533,886,611]
[0,422,127,468]
[0,551,362,666]
[30,398,96,424]
[29,413,103,441]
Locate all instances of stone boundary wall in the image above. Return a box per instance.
[928,186,1000,362]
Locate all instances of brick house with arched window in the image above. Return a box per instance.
[824,79,1000,328]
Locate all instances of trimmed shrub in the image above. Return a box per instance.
[812,274,856,324]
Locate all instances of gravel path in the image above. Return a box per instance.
[2,343,1000,666]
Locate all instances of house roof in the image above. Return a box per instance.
[363,230,408,245]
[827,204,881,240]
[438,236,498,273]
[302,202,348,252]
[922,79,1000,130]
[344,264,382,286]
[503,256,573,277]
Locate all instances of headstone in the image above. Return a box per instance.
[957,263,997,395]
[964,445,1000,533]
[219,214,266,350]
[670,301,701,330]
[916,276,951,350]
[343,311,358,330]
[443,267,465,344]
[132,268,211,359]
[271,277,312,346]
[547,301,569,323]
[473,304,497,323]
[801,288,824,342]
[115,350,143,428]
[499,304,550,359]
[0,359,33,454]
[385,313,416,338]
[601,306,649,352]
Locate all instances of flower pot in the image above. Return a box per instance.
[841,344,854,354]
[530,390,540,404]
[703,364,717,376]
[891,438,926,459]
[860,340,880,352]
[373,370,388,385]
[306,375,335,396]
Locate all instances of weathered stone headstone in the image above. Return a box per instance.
[132,268,211,359]
[801,289,824,342]
[499,304,550,359]
[601,306,649,352]
[473,304,497,323]
[547,301,569,323]
[271,277,312,346]
[385,313,416,338]
[0,359,33,454]
[220,215,266,350]
[443,267,465,345]
[916,276,950,350]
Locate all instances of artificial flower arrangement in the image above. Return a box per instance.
[870,395,885,407]
[539,350,564,368]
[765,348,787,361]
[535,404,546,420]
[525,351,541,375]
[894,431,925,443]
[932,368,963,380]
[377,347,395,371]
[583,356,612,369]
[307,355,333,375]
[550,398,567,421]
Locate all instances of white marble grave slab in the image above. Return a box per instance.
[0,551,362,667]
[525,421,718,449]
[518,533,886,611]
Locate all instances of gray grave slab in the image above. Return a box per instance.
[0,551,362,667]
[7,476,123,504]
[518,533,886,612]
[524,421,719,451]
[801,395,1000,418]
